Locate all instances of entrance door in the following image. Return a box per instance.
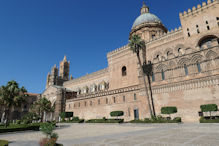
[134,109,139,120]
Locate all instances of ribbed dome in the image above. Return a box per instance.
[132,13,161,29]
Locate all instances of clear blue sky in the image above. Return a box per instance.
[0,0,204,93]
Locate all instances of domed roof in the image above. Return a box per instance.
[132,13,161,29]
[132,2,161,29]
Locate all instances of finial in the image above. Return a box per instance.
[141,1,149,14]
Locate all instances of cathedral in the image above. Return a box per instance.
[42,0,219,122]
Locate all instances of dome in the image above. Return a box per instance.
[132,13,161,29]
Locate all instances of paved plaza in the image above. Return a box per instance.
[0,123,219,146]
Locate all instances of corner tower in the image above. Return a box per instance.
[130,2,167,42]
[59,56,70,81]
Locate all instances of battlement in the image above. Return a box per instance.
[63,68,109,86]
[107,45,129,57]
[147,26,182,45]
[179,0,218,18]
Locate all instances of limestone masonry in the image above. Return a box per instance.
[41,0,219,122]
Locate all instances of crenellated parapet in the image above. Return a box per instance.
[107,45,129,57]
[147,26,182,45]
[64,68,109,86]
[179,0,218,18]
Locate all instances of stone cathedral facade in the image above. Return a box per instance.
[42,0,219,122]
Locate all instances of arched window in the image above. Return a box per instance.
[197,62,201,73]
[152,72,155,82]
[161,69,165,80]
[122,66,127,76]
[134,93,137,101]
[178,48,181,53]
[199,36,218,50]
[184,64,188,76]
[113,97,116,103]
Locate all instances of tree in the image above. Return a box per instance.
[200,104,218,119]
[0,80,27,126]
[129,35,153,118]
[161,107,177,119]
[31,97,53,122]
[110,111,124,119]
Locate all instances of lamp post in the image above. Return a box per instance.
[142,61,156,117]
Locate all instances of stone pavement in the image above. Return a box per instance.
[0,123,219,146]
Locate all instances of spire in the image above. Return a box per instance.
[141,1,149,14]
[63,55,67,62]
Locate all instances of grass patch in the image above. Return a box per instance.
[0,140,9,146]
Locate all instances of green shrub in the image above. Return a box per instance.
[200,104,218,112]
[130,116,181,123]
[0,140,9,146]
[161,107,177,115]
[200,117,219,123]
[110,111,124,117]
[173,117,182,123]
[16,120,21,124]
[86,119,123,123]
[0,123,41,133]
[40,123,55,137]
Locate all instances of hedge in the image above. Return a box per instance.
[200,104,218,112]
[86,119,124,123]
[200,117,219,123]
[0,140,9,146]
[161,107,177,115]
[130,116,181,123]
[0,123,41,133]
[110,111,124,117]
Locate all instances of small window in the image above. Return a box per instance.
[90,101,92,106]
[196,25,199,28]
[152,34,156,39]
[197,62,201,73]
[122,66,127,76]
[197,29,200,34]
[123,96,126,102]
[98,99,100,105]
[167,51,170,56]
[134,93,137,101]
[84,101,87,107]
[178,48,181,53]
[187,28,189,31]
[106,98,108,104]
[188,33,190,37]
[113,97,116,103]
[161,69,165,80]
[206,21,208,24]
[152,72,155,82]
[207,26,210,30]
[184,64,188,76]
[217,17,219,21]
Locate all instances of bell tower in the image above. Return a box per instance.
[59,56,70,81]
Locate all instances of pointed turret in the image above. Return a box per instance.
[59,56,70,81]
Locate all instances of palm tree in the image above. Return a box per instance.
[31,97,52,122]
[129,35,153,118]
[0,80,27,126]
